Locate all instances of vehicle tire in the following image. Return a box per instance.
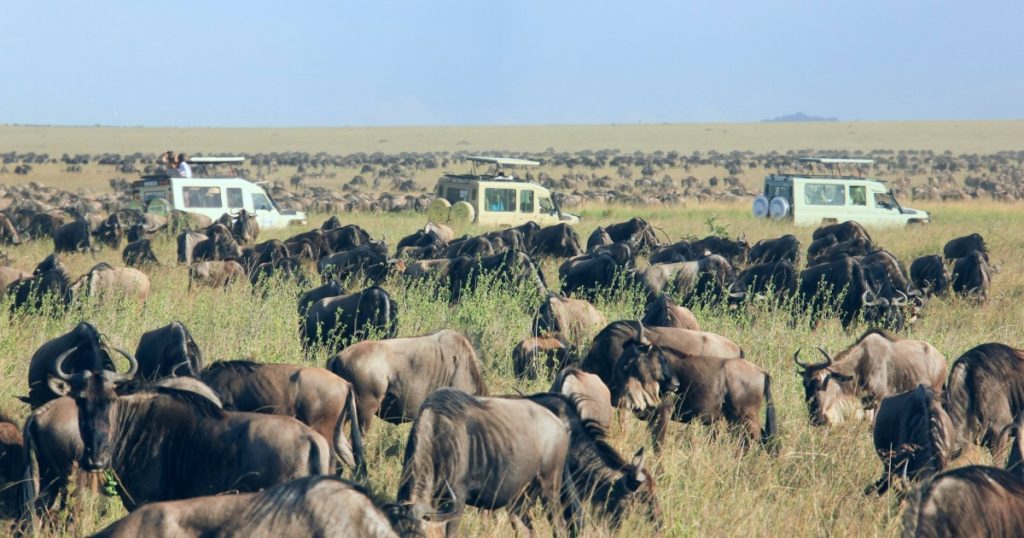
[752,195,769,218]
[426,198,451,223]
[450,201,475,225]
[769,196,790,220]
[147,198,170,217]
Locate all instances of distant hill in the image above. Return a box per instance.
[762,112,838,123]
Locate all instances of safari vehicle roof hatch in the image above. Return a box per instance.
[784,156,877,180]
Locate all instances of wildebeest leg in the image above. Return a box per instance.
[536,475,569,538]
[649,393,677,452]
[507,502,535,538]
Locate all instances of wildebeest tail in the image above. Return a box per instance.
[762,373,779,455]
[308,434,329,476]
[943,359,970,453]
[342,388,367,479]
[18,415,41,533]
[560,453,585,537]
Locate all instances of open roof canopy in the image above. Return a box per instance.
[188,156,245,164]
[466,155,540,167]
[798,157,874,165]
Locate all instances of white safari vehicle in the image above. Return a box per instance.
[752,157,930,227]
[128,157,307,229]
[427,156,580,227]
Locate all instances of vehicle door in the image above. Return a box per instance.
[481,186,518,226]
[846,184,873,224]
[870,188,903,225]
[798,181,846,225]
[249,189,278,229]
[179,185,226,221]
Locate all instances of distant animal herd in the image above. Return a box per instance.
[0,191,1018,537]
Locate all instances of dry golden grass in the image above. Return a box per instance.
[2,199,1022,536]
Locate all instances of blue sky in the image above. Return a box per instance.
[1,1,1021,126]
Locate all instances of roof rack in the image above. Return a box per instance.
[189,156,245,164]
[466,155,539,166]
[798,157,874,165]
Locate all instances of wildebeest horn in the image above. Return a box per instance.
[52,346,79,381]
[895,290,909,305]
[111,347,139,377]
[637,321,646,344]
[862,289,878,306]
[816,347,835,367]
[792,348,813,370]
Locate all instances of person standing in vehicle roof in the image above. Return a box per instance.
[177,153,192,178]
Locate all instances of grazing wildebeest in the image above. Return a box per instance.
[580,321,742,393]
[951,250,992,302]
[807,236,872,265]
[794,329,947,426]
[327,330,485,432]
[728,260,797,304]
[191,224,242,262]
[249,257,307,286]
[549,367,613,431]
[317,241,388,281]
[230,209,260,244]
[122,238,159,267]
[943,232,988,261]
[52,219,93,253]
[901,465,1024,537]
[324,224,372,252]
[611,327,777,451]
[284,229,331,260]
[7,254,75,312]
[867,385,955,495]
[747,234,800,265]
[134,321,203,379]
[36,360,330,511]
[689,235,750,267]
[447,250,547,303]
[798,256,891,328]
[302,286,397,351]
[641,294,701,331]
[910,255,951,296]
[513,335,573,380]
[0,213,20,245]
[92,214,125,249]
[530,223,584,258]
[176,230,207,265]
[241,239,289,272]
[298,280,345,316]
[91,476,438,538]
[586,226,612,251]
[636,255,735,302]
[533,294,607,344]
[805,233,838,263]
[649,241,698,264]
[813,220,873,244]
[188,260,246,291]
[602,217,659,252]
[201,361,365,475]
[445,235,497,258]
[397,389,579,537]
[0,413,23,516]
[24,321,119,408]
[559,253,618,299]
[944,343,1024,456]
[403,257,455,280]
[73,262,151,304]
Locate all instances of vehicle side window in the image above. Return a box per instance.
[539,196,554,213]
[849,186,866,206]
[874,192,893,209]
[484,188,515,212]
[445,187,472,203]
[227,188,244,209]
[182,186,223,209]
[804,183,845,206]
[252,193,273,211]
[519,190,535,213]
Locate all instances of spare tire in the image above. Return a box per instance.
[769,197,790,220]
[146,197,170,217]
[450,201,475,225]
[426,198,452,224]
[752,195,769,218]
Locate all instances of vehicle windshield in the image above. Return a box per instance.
[539,196,555,214]
[874,191,897,209]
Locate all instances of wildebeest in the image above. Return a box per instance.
[950,250,992,302]
[641,294,701,331]
[0,265,31,293]
[807,236,872,265]
[34,360,330,511]
[586,226,613,251]
[298,280,345,316]
[134,321,203,379]
[559,253,619,299]
[301,286,398,351]
[176,230,207,265]
[794,329,947,426]
[327,329,485,432]
[122,238,159,267]
[747,234,800,265]
[549,367,613,431]
[24,321,119,408]
[728,260,797,304]
[0,213,20,245]
[867,385,955,495]
[649,240,698,264]
[581,321,743,392]
[533,294,607,344]
[611,326,777,450]
[92,213,125,249]
[944,343,1024,456]
[72,262,151,304]
[201,361,365,475]
[601,217,659,251]
[513,335,573,380]
[230,209,260,244]
[910,254,951,296]
[324,224,372,252]
[901,465,1024,537]
[813,220,873,244]
[798,255,890,328]
[447,250,547,303]
[689,235,750,267]
[249,257,307,287]
[635,255,735,302]
[317,241,388,282]
[397,389,580,536]
[188,260,246,291]
[0,413,23,516]
[52,218,93,253]
[805,233,838,263]
[91,475,438,538]
[191,224,242,262]
[943,232,988,261]
[7,254,75,312]
[530,223,584,258]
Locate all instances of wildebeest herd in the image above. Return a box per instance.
[0,206,1017,537]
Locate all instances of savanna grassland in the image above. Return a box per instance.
[1,200,1022,537]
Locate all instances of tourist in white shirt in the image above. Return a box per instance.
[177,153,192,178]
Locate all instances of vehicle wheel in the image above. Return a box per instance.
[426,198,451,223]
[769,196,790,219]
[450,201,475,225]
[147,198,170,217]
[752,195,769,218]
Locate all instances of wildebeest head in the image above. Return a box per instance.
[794,348,853,426]
[93,214,124,249]
[611,326,678,411]
[48,346,138,470]
[602,447,660,527]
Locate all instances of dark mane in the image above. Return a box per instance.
[202,359,262,375]
[527,392,626,469]
[88,262,114,273]
[425,388,487,417]
[119,383,226,419]
[857,327,900,342]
